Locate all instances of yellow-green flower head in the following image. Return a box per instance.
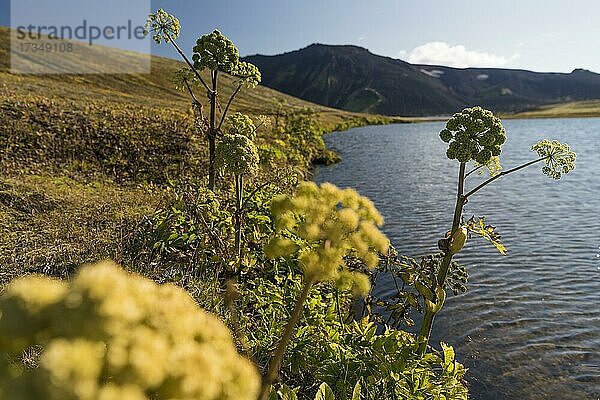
[440,106,506,164]
[215,134,260,176]
[226,113,256,140]
[231,61,261,88]
[257,115,272,130]
[172,68,198,92]
[0,262,260,400]
[192,30,239,73]
[265,182,389,289]
[144,9,181,44]
[531,139,577,179]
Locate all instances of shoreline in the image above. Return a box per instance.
[372,111,600,125]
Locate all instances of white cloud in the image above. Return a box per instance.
[406,41,519,68]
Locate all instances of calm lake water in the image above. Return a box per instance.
[314,118,600,400]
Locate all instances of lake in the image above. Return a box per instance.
[314,118,600,399]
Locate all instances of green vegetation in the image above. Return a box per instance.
[0,11,577,400]
[0,22,393,282]
[0,11,469,399]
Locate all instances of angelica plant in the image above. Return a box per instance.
[215,121,260,262]
[145,10,261,190]
[0,262,260,400]
[416,106,576,355]
[259,182,389,400]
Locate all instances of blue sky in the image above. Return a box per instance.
[2,0,599,72]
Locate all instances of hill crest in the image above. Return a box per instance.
[244,43,600,116]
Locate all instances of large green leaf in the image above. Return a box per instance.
[314,382,335,400]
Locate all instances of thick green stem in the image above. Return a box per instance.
[417,310,435,354]
[208,70,219,190]
[416,156,549,355]
[259,278,314,400]
[234,175,243,261]
[417,162,466,355]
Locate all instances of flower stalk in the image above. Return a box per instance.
[259,277,315,400]
[416,108,576,356]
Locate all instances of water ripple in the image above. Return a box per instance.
[315,118,600,400]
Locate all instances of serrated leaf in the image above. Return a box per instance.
[466,216,507,255]
[441,342,455,370]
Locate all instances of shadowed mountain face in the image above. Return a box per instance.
[244,44,600,116]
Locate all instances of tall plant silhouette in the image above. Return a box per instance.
[216,113,260,262]
[145,10,261,190]
[415,106,576,355]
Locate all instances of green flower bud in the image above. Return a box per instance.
[193,30,239,73]
[439,129,453,143]
[231,61,261,89]
[225,113,256,140]
[475,148,492,164]
[215,134,260,176]
[440,106,506,164]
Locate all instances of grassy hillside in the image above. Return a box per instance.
[508,100,600,119]
[0,26,397,279]
[0,27,382,129]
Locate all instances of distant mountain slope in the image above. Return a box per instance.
[244,44,600,116]
[0,27,372,128]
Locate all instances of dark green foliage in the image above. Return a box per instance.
[240,268,468,400]
[122,132,469,399]
[267,107,329,168]
[0,95,198,184]
[365,248,468,329]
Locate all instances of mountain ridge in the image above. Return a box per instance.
[244,43,600,116]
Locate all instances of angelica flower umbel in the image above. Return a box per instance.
[144,9,181,44]
[216,134,260,176]
[265,182,389,295]
[0,262,260,400]
[225,113,257,140]
[440,106,506,164]
[531,139,576,179]
[192,30,239,73]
